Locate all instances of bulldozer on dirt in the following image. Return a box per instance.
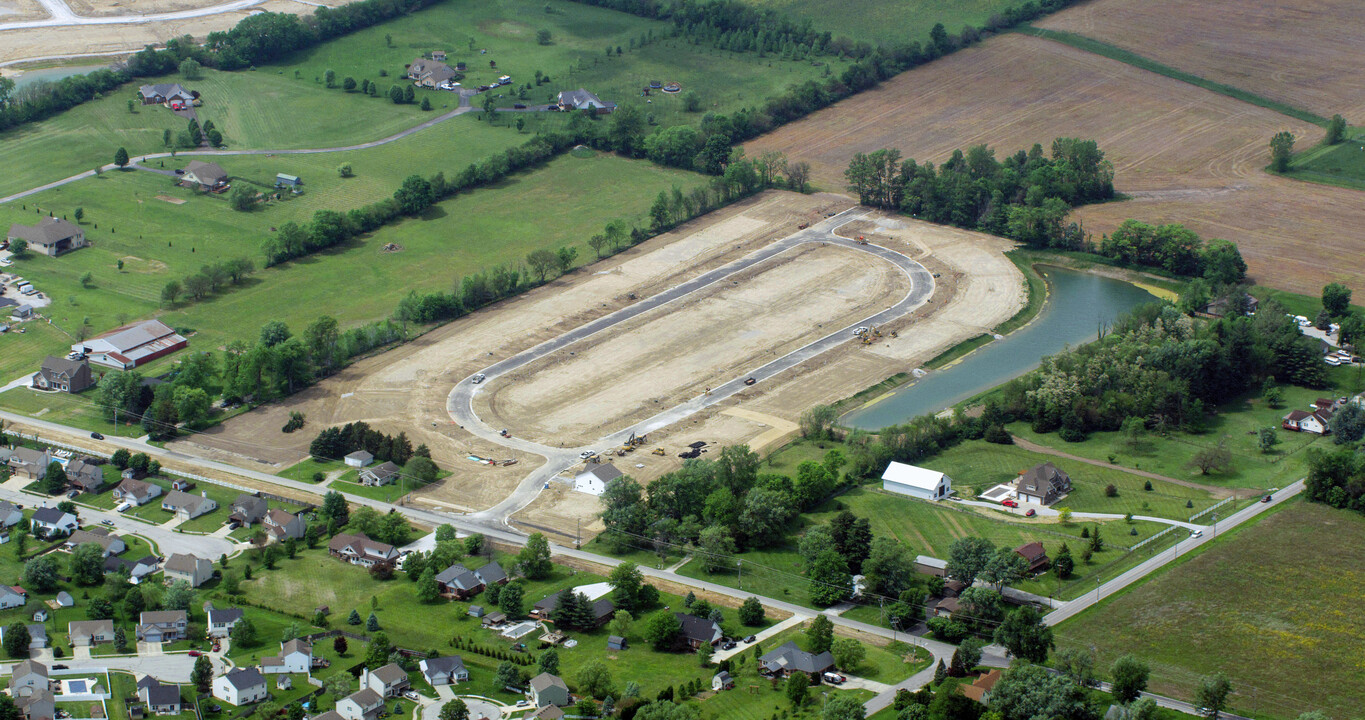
[652,447,666,456]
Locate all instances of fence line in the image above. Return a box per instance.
[1128,524,1180,552]
[1189,495,1234,523]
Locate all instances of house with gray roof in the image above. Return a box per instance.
[113,478,162,506]
[182,161,228,191]
[328,533,398,567]
[105,554,159,580]
[75,319,187,370]
[1013,462,1072,506]
[419,656,467,686]
[359,461,400,487]
[164,553,214,587]
[207,607,244,637]
[0,501,24,528]
[137,610,188,642]
[138,83,194,106]
[556,88,615,113]
[7,218,86,257]
[529,673,569,707]
[64,459,105,493]
[361,663,410,697]
[435,564,483,599]
[161,490,216,520]
[213,667,267,706]
[68,619,114,646]
[65,528,125,556]
[335,689,384,720]
[759,641,834,680]
[264,508,305,540]
[674,613,722,649]
[1,624,46,652]
[30,508,76,537]
[34,356,93,393]
[474,560,508,587]
[14,687,53,720]
[11,660,47,694]
[9,447,51,480]
[229,494,268,526]
[137,676,183,715]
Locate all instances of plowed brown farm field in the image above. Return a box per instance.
[1037,0,1365,121]
[746,33,1365,294]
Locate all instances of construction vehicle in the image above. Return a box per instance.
[652,447,666,456]
[856,236,869,245]
[626,432,647,447]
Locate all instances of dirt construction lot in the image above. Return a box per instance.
[477,242,912,447]
[745,33,1365,295]
[64,0,246,17]
[1038,0,1365,121]
[175,191,1023,535]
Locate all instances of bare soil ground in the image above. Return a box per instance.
[1037,0,1365,121]
[745,33,1365,294]
[477,243,910,446]
[183,190,1021,539]
[0,0,44,21]
[0,0,339,65]
[66,0,244,17]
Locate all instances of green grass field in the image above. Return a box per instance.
[1055,500,1363,719]
[0,152,703,390]
[1284,131,1365,190]
[744,0,1021,46]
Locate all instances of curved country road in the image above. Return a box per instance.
[2,0,267,31]
[0,92,475,206]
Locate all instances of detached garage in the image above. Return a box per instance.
[881,462,951,501]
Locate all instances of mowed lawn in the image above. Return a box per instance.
[1288,131,1365,191]
[0,152,702,379]
[1055,500,1365,719]
[916,440,1219,521]
[743,0,1022,45]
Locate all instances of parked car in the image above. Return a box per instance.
[822,673,845,685]
[1024,508,1036,517]
[90,432,104,440]
[402,691,420,702]
[52,665,68,670]
[100,519,115,527]
[187,650,201,657]
[513,103,527,109]
[721,641,736,650]
[579,450,596,459]
[1001,499,1018,508]
[744,635,756,643]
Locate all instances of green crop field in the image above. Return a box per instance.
[1055,500,1365,720]
[1286,131,1365,191]
[744,0,1022,45]
[0,151,703,386]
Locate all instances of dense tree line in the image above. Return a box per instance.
[1098,220,1246,283]
[309,421,415,465]
[0,0,445,133]
[1307,446,1365,514]
[845,140,1114,248]
[93,351,219,438]
[993,300,1327,441]
[218,315,403,405]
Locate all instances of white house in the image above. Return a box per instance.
[161,490,216,520]
[0,501,24,528]
[361,663,410,697]
[419,656,467,686]
[10,660,47,694]
[164,553,214,588]
[1283,409,1330,435]
[30,508,77,538]
[336,689,384,720]
[881,462,952,501]
[213,668,268,706]
[573,462,622,496]
[0,585,27,610]
[261,638,312,674]
[68,620,114,646]
[112,479,162,506]
[207,607,244,638]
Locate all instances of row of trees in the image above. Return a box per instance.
[1097,220,1247,282]
[309,420,420,466]
[160,257,256,306]
[845,140,1114,248]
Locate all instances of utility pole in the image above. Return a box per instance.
[575,518,580,549]
[737,560,742,589]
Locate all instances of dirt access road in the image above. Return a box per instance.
[746,32,1365,295]
[175,191,1023,540]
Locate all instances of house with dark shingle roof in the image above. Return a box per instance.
[137,676,183,715]
[182,161,228,191]
[359,461,401,487]
[34,356,93,393]
[161,490,216,520]
[474,560,508,587]
[213,667,267,706]
[361,663,410,697]
[335,689,384,720]
[138,83,194,106]
[137,610,188,642]
[64,459,105,493]
[1013,542,1050,574]
[264,508,305,540]
[328,533,399,567]
[7,218,86,257]
[113,478,161,506]
[66,528,125,556]
[674,613,722,649]
[30,508,77,537]
[1014,462,1072,506]
[419,655,467,685]
[229,494,268,527]
[436,564,484,599]
[759,641,834,680]
[10,447,52,481]
[207,607,244,637]
[529,673,569,707]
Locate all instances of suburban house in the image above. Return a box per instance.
[64,459,106,493]
[137,610,188,642]
[34,356,94,393]
[261,638,312,674]
[556,88,615,113]
[1284,408,1332,434]
[11,660,47,694]
[213,668,268,706]
[419,656,467,686]
[181,160,229,192]
[606,635,627,651]
[1014,462,1072,506]
[68,619,114,646]
[881,462,952,501]
[65,528,126,556]
[529,673,570,707]
[137,676,183,715]
[574,462,622,495]
[335,689,384,720]
[532,592,615,628]
[759,641,835,680]
[1013,542,1051,574]
[711,671,734,692]
[328,533,399,567]
[138,83,194,106]
[958,669,1002,704]
[2,625,47,651]
[73,319,188,370]
[344,451,373,468]
[361,663,411,697]
[14,688,54,720]
[6,218,87,257]
[10,447,52,480]
[162,490,217,520]
[30,508,77,538]
[229,495,268,527]
[933,597,961,617]
[105,555,159,580]
[436,564,484,599]
[675,613,723,649]
[0,501,23,528]
[113,478,162,506]
[474,561,508,587]
[359,461,401,487]
[163,553,214,587]
[207,607,244,637]
[264,508,305,540]
[406,58,457,88]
